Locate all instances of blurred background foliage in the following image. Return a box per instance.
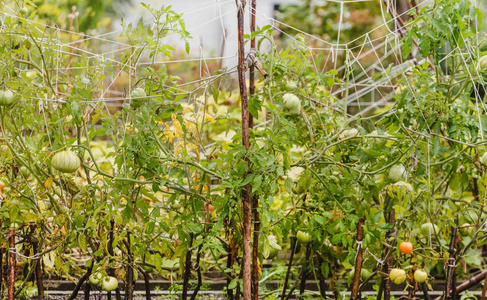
[31,0,131,32]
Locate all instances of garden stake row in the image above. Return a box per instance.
[350,218,365,300]
[236,0,253,298]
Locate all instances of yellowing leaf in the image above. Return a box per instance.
[44,176,53,189]
[206,113,216,124]
[173,121,183,137]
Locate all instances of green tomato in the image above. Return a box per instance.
[459,223,472,236]
[285,81,298,90]
[283,93,301,115]
[413,269,428,283]
[0,90,15,106]
[89,272,104,285]
[51,150,81,173]
[361,269,371,281]
[296,230,312,243]
[481,152,487,166]
[339,128,359,140]
[141,265,154,273]
[389,268,406,284]
[348,268,371,282]
[267,247,279,259]
[102,276,118,292]
[130,87,146,108]
[421,223,439,236]
[19,166,30,177]
[389,164,407,182]
[480,55,487,69]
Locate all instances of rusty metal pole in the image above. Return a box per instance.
[236,0,252,299]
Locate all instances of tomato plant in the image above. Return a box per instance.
[0,0,486,299]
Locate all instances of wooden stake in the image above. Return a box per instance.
[236,0,252,299]
[445,217,459,300]
[7,228,15,300]
[314,253,327,298]
[249,2,259,297]
[384,208,395,300]
[350,218,365,300]
[108,219,122,300]
[281,237,297,300]
[182,233,194,300]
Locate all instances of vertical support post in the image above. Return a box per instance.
[182,233,193,300]
[236,0,252,299]
[384,208,395,300]
[350,218,365,300]
[7,228,15,300]
[445,217,459,300]
[249,1,259,299]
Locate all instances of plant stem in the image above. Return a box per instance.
[67,273,87,300]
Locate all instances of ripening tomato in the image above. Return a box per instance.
[389,268,406,284]
[204,202,214,213]
[399,241,413,254]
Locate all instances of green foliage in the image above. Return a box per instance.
[1,0,487,298]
